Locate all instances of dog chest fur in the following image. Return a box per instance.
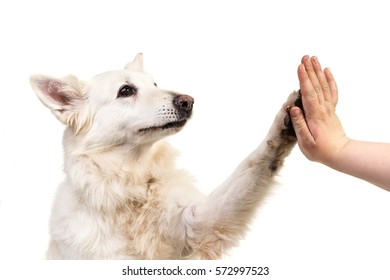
[49,139,201,259]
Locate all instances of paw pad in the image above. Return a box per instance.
[281,91,303,138]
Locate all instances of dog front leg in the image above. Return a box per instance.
[183,91,302,259]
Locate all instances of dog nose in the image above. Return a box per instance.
[173,95,194,113]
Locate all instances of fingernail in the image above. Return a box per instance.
[289,107,300,118]
[325,67,332,76]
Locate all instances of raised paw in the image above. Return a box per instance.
[281,90,303,139]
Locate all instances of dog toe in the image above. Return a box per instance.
[281,91,303,139]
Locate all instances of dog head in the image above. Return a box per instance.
[30,54,194,150]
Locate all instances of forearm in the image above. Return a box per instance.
[327,140,390,191]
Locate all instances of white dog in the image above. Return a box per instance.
[30,54,301,259]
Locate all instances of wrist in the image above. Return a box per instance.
[321,136,352,169]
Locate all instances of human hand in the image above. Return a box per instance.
[290,56,350,166]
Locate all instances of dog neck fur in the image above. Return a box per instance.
[63,134,180,212]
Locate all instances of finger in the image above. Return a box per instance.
[302,55,323,98]
[324,67,338,107]
[298,62,319,117]
[290,106,315,145]
[311,56,331,103]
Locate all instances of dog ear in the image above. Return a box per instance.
[30,74,91,133]
[125,53,144,71]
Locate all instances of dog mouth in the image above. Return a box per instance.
[138,119,187,133]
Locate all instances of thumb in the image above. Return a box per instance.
[290,107,313,143]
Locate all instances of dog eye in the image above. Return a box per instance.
[154,82,158,87]
[117,84,137,98]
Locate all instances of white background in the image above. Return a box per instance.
[0,0,389,279]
